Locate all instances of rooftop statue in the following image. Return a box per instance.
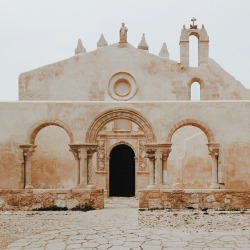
[119,23,128,43]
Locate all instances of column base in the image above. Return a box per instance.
[210,183,220,189]
[25,184,34,189]
[87,184,96,190]
[147,184,156,190]
[173,182,184,189]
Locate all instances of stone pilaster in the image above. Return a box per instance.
[207,143,220,189]
[158,143,172,186]
[86,146,98,190]
[145,145,157,189]
[19,144,37,189]
[69,144,82,188]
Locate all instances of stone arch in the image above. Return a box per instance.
[167,119,215,143]
[189,31,200,39]
[188,78,204,100]
[86,108,156,143]
[188,77,203,87]
[27,119,74,144]
[108,141,137,157]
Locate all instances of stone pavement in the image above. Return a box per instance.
[5,197,250,250]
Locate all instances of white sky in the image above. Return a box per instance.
[0,0,250,100]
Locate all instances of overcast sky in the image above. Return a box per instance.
[0,0,250,100]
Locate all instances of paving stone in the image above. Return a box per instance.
[66,243,82,249]
[3,198,250,250]
[81,242,100,248]
[141,246,163,250]
[45,242,67,250]
[123,241,142,247]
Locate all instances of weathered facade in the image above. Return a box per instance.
[0,21,249,210]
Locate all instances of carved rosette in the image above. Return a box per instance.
[139,140,147,171]
[97,139,106,171]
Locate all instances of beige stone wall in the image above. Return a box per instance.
[0,101,249,191]
[139,189,250,210]
[0,189,104,211]
[166,126,212,188]
[32,126,76,189]
[18,44,250,102]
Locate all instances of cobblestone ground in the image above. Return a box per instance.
[0,197,249,250]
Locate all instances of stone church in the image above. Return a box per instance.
[0,20,249,210]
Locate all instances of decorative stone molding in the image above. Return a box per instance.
[167,119,215,144]
[97,139,106,171]
[139,140,147,171]
[86,108,156,143]
[86,145,98,190]
[27,119,74,144]
[108,72,137,101]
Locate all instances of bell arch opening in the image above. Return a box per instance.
[109,144,135,197]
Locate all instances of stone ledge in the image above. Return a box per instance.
[0,189,104,211]
[139,189,250,210]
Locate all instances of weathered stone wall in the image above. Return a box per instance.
[0,189,104,211]
[0,101,249,191]
[139,189,250,210]
[18,44,250,101]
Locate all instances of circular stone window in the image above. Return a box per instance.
[108,72,137,100]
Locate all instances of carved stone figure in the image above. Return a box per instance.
[119,23,128,43]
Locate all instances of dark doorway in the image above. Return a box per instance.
[109,144,135,197]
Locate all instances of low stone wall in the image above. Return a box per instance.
[139,189,250,210]
[0,189,104,211]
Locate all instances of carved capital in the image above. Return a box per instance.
[19,144,36,158]
[145,148,157,160]
[69,144,82,160]
[207,143,220,157]
[87,147,97,156]
[158,143,172,160]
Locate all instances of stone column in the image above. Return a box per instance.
[86,146,97,190]
[145,146,157,189]
[19,144,36,189]
[69,144,82,188]
[158,144,172,185]
[207,143,220,189]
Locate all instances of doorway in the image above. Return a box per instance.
[109,144,135,197]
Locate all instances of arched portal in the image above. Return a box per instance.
[109,144,135,197]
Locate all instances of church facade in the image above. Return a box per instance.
[0,21,249,209]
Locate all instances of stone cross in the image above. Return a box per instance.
[190,17,197,29]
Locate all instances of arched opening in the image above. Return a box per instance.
[166,126,212,188]
[109,144,135,197]
[32,125,75,188]
[189,35,199,67]
[191,81,200,100]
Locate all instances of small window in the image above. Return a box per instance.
[191,82,200,100]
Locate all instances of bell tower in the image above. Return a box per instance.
[180,18,209,67]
